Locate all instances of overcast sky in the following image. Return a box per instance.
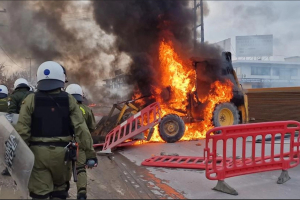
[204,1,300,61]
[0,0,299,73]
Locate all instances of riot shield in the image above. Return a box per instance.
[0,115,34,197]
[0,112,19,126]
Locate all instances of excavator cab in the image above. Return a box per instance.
[188,52,249,127]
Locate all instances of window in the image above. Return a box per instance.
[251,67,271,75]
[272,68,279,76]
[290,68,298,76]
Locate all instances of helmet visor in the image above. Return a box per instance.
[0,93,7,98]
[72,94,83,102]
[37,79,64,91]
[16,83,30,90]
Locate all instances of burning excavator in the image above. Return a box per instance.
[91,42,249,144]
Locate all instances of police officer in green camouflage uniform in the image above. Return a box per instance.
[0,84,10,176]
[0,85,8,112]
[66,84,96,200]
[8,78,32,114]
[15,61,98,200]
[3,78,32,176]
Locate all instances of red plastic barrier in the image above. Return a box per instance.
[204,121,300,181]
[142,155,232,170]
[93,140,138,149]
[100,102,161,153]
[93,113,103,117]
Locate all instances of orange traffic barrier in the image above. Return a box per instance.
[99,102,161,153]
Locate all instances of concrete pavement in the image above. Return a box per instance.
[119,140,300,199]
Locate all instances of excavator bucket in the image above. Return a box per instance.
[91,114,120,144]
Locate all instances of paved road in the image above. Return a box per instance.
[118,139,300,199]
[1,138,300,199]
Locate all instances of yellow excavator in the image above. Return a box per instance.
[91,52,249,144]
[187,52,249,126]
[157,52,250,142]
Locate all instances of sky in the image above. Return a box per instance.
[0,0,299,74]
[204,1,300,61]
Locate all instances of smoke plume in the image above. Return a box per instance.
[0,0,239,106]
[0,1,117,102]
[91,0,231,103]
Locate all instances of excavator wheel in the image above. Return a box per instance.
[213,102,240,128]
[158,114,185,143]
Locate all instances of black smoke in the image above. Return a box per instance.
[0,1,111,102]
[92,0,195,98]
[91,0,234,106]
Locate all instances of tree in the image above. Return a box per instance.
[0,63,32,94]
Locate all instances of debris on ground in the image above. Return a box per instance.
[160,152,179,156]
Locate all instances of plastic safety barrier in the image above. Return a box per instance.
[93,140,138,149]
[93,113,103,117]
[142,155,232,170]
[204,121,300,195]
[98,102,161,154]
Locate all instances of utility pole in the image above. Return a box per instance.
[193,0,204,50]
[25,57,33,83]
[193,0,197,50]
[200,0,204,43]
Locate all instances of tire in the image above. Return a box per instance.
[158,114,185,143]
[213,102,239,127]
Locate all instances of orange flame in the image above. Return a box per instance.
[148,40,233,142]
[181,80,233,140]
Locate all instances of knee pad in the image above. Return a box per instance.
[76,166,86,176]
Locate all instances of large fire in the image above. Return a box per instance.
[148,40,233,142]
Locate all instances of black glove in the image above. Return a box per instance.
[86,157,98,168]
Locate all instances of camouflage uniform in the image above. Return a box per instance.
[15,90,96,199]
[0,97,8,112]
[8,88,32,114]
[2,88,32,176]
[76,103,96,199]
[0,97,9,176]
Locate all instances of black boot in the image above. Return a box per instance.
[77,193,87,200]
[1,168,10,176]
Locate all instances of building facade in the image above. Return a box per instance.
[233,60,300,89]
[102,69,132,103]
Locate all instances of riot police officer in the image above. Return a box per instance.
[0,85,8,112]
[15,61,98,199]
[0,84,10,176]
[3,79,31,176]
[66,84,96,200]
[8,78,32,114]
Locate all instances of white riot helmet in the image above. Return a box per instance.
[66,84,83,102]
[14,78,30,90]
[0,85,8,98]
[36,61,66,91]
